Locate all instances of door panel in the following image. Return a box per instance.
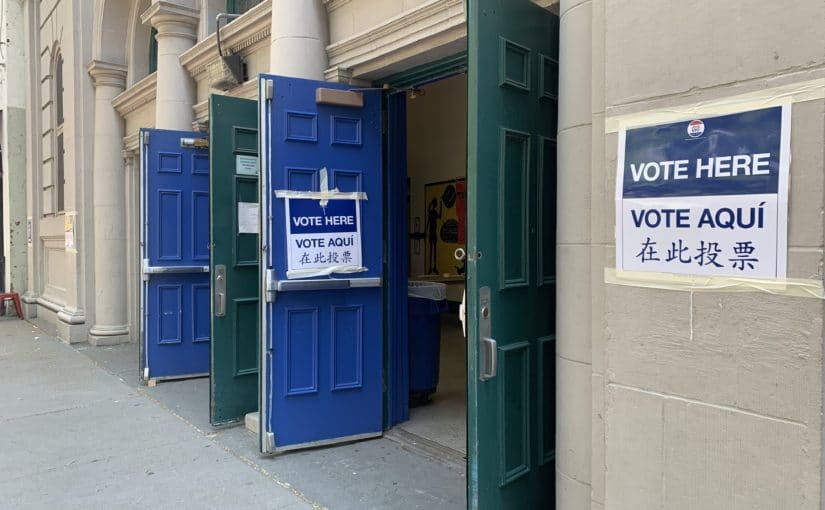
[209,96,260,425]
[467,1,559,508]
[259,75,383,452]
[140,129,211,381]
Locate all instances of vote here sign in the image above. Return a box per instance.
[616,106,790,279]
[285,198,362,275]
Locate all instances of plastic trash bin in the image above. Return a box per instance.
[408,281,448,406]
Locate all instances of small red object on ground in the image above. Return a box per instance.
[0,293,24,319]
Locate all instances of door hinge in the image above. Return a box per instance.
[265,268,277,303]
[142,131,150,146]
[265,79,274,101]
[265,432,275,452]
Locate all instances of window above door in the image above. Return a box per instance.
[226,0,263,15]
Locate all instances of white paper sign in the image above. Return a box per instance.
[616,106,790,279]
[236,155,259,176]
[285,198,362,277]
[237,202,259,234]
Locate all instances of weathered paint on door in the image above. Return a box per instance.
[140,128,211,381]
[467,1,558,508]
[209,96,260,425]
[259,75,384,452]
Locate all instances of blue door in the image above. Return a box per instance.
[259,75,383,452]
[140,128,211,381]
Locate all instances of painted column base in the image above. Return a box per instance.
[27,309,88,344]
[89,325,130,346]
[21,292,38,318]
[245,411,259,434]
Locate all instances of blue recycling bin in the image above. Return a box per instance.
[408,281,448,406]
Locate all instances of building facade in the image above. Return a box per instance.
[0,0,27,308]
[11,0,825,508]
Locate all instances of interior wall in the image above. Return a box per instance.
[406,73,467,278]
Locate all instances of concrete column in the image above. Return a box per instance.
[270,0,328,79]
[2,0,28,301]
[87,61,129,346]
[556,0,594,508]
[142,2,198,130]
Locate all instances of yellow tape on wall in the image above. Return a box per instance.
[605,268,824,299]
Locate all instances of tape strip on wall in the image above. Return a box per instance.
[606,78,825,133]
[605,268,824,299]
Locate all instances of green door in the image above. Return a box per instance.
[467,1,558,508]
[209,95,260,426]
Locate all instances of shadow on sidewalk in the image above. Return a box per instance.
[74,339,466,510]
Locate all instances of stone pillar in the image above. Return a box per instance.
[2,0,28,302]
[87,61,129,346]
[556,0,593,508]
[87,60,129,345]
[270,0,328,79]
[142,2,198,130]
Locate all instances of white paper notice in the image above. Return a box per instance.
[236,155,259,175]
[238,202,259,234]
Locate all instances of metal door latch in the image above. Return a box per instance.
[479,286,497,381]
[214,265,226,316]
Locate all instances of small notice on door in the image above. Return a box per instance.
[64,212,77,252]
[285,198,364,278]
[238,202,259,234]
[236,155,259,176]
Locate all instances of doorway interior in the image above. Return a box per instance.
[390,73,468,459]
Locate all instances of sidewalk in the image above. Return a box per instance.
[0,319,465,510]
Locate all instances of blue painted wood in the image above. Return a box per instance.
[385,91,409,427]
[142,128,210,380]
[261,75,383,450]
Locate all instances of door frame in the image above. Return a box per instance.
[380,54,468,429]
[139,129,148,380]
[258,78,270,452]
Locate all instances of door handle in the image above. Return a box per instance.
[478,286,496,381]
[215,265,226,317]
[273,277,382,292]
[143,263,210,274]
[480,337,497,381]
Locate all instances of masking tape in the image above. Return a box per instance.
[319,167,330,192]
[606,78,825,133]
[605,267,824,299]
[286,265,368,279]
[274,190,368,200]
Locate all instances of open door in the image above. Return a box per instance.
[259,75,384,452]
[209,96,260,425]
[140,128,211,381]
[467,1,558,508]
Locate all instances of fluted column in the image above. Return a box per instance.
[270,0,328,79]
[142,2,198,130]
[87,60,129,346]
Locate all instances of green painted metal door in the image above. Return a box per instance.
[467,1,558,508]
[209,95,260,426]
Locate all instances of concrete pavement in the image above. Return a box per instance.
[0,319,466,509]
